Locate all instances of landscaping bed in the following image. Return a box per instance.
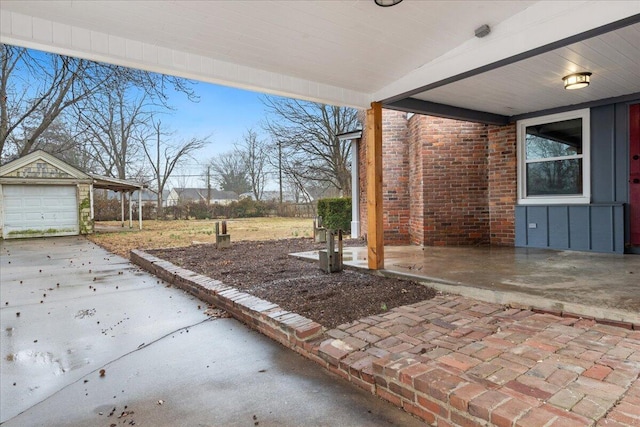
[149,238,436,329]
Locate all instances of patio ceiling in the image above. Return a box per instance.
[1,1,639,123]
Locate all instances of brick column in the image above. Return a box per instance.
[382,110,410,245]
[359,109,410,245]
[487,124,517,246]
[411,115,490,246]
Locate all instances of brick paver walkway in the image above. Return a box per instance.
[318,296,640,426]
[132,250,640,426]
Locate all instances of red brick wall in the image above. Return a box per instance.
[359,110,516,247]
[358,109,411,245]
[382,110,410,244]
[358,131,367,237]
[488,124,517,245]
[410,115,490,246]
[408,115,425,245]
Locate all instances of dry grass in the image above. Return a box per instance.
[87,217,314,258]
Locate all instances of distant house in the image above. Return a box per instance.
[131,189,170,208]
[239,190,313,203]
[166,188,238,206]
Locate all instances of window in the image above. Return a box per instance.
[517,109,590,204]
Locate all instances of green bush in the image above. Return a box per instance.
[317,197,351,232]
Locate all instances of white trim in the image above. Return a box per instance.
[350,139,360,238]
[517,108,591,205]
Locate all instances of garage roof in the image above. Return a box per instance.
[0,151,144,192]
[0,1,639,123]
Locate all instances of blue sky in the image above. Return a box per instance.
[159,81,272,186]
[163,82,269,157]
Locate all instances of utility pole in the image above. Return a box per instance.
[207,165,211,205]
[278,140,283,204]
[156,121,162,219]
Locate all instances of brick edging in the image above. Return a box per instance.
[130,249,325,351]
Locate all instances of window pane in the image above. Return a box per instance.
[526,159,583,196]
[526,118,582,160]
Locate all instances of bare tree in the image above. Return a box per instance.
[141,121,210,218]
[235,128,269,201]
[0,44,197,162]
[77,82,151,179]
[262,96,361,196]
[209,151,250,195]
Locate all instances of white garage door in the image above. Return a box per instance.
[2,185,79,238]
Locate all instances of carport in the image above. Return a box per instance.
[1,1,638,267]
[0,150,144,239]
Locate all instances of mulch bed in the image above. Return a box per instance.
[149,238,436,329]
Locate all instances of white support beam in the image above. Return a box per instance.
[351,139,360,239]
[138,190,143,230]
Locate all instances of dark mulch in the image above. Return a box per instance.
[150,238,436,329]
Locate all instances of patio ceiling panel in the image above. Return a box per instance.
[0,0,535,109]
[406,21,640,119]
[0,1,638,120]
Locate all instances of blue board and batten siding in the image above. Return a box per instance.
[515,204,625,253]
[515,103,631,254]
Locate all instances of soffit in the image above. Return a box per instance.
[0,1,638,119]
[404,21,640,119]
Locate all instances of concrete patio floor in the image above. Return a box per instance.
[293,245,640,326]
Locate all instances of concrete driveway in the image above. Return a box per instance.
[0,237,424,426]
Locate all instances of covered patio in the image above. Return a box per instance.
[294,245,640,326]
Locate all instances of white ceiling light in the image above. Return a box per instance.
[563,72,592,90]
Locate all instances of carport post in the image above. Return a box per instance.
[138,189,143,230]
[128,191,133,228]
[120,191,125,227]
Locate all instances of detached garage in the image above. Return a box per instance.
[0,150,144,239]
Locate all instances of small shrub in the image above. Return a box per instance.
[317,197,351,232]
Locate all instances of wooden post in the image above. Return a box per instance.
[128,191,133,228]
[120,192,125,227]
[138,189,143,230]
[366,102,384,270]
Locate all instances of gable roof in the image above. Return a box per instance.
[0,150,90,180]
[0,150,144,191]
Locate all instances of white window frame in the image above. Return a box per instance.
[517,109,591,205]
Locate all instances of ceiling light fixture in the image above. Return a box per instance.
[375,0,403,7]
[563,72,592,90]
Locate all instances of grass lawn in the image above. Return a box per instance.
[87,217,314,258]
